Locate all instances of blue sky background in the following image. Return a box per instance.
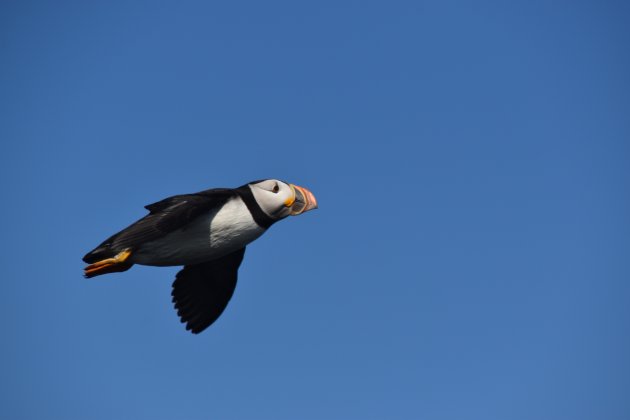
[1,1,629,419]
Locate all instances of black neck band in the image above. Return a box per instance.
[236,186,275,229]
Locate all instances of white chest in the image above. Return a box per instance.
[208,198,265,251]
[134,198,265,266]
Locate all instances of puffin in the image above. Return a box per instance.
[82,179,317,334]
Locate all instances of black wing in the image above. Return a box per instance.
[83,188,235,264]
[172,248,246,334]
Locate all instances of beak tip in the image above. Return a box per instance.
[304,189,318,212]
[290,184,318,214]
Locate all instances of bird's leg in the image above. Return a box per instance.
[84,249,134,278]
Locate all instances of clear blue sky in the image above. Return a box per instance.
[1,1,629,419]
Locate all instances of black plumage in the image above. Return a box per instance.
[82,179,317,334]
[172,248,245,333]
[83,188,244,264]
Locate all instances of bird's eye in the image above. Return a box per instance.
[272,183,280,193]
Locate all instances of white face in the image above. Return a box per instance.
[249,179,295,220]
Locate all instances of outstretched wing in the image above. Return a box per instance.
[171,248,246,334]
[82,188,235,264]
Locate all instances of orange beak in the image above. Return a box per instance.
[288,184,318,215]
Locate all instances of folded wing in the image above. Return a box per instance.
[83,189,235,264]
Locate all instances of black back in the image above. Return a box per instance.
[82,188,236,264]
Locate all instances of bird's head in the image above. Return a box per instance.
[248,179,318,220]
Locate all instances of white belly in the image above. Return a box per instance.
[132,198,265,266]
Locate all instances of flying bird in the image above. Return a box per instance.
[82,179,317,333]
